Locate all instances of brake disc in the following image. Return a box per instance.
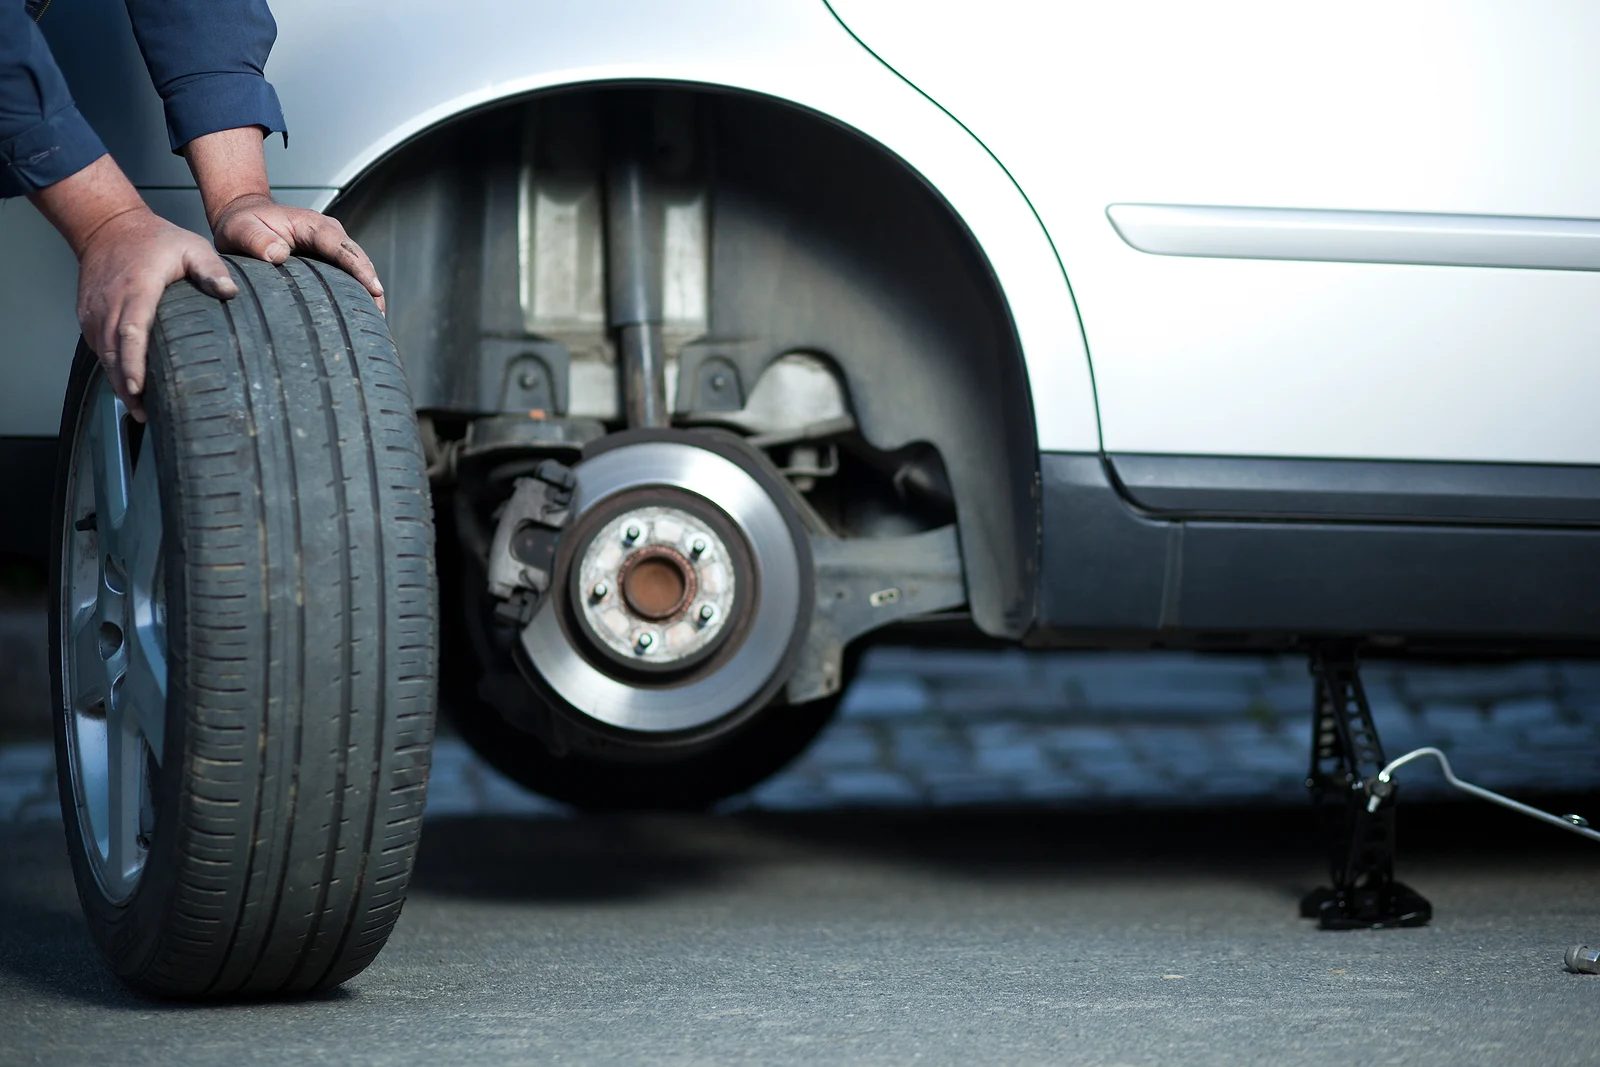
[491,432,812,739]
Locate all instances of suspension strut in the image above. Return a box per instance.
[604,95,670,429]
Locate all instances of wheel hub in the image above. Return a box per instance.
[574,505,737,666]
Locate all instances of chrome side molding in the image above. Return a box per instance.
[1107,203,1600,271]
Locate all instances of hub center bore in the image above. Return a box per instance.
[570,502,741,668]
[620,547,694,620]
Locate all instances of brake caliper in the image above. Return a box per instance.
[485,459,577,627]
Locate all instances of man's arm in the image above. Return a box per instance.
[184,127,385,310]
[29,156,239,421]
[10,0,383,421]
[7,1,237,421]
[121,0,286,154]
[122,0,384,301]
[0,1,106,198]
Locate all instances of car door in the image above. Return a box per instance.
[829,0,1600,466]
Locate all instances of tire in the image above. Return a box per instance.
[446,678,842,812]
[48,256,438,998]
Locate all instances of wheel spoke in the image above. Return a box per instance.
[70,606,110,713]
[122,442,167,763]
[124,630,166,765]
[63,376,156,902]
[88,382,132,550]
[104,698,143,889]
[123,445,161,589]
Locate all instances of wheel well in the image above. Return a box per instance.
[331,85,1040,639]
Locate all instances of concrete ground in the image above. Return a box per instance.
[3,624,1600,1065]
[3,799,1598,1066]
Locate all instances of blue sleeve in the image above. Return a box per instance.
[0,2,108,198]
[122,0,288,152]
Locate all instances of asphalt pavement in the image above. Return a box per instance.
[4,798,1599,1066]
[3,646,1600,1066]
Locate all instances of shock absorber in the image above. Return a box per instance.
[604,94,669,429]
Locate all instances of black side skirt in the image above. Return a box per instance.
[1032,453,1600,649]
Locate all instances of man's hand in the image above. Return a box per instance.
[76,210,240,422]
[30,155,239,422]
[186,127,384,311]
[30,129,384,422]
[209,192,385,312]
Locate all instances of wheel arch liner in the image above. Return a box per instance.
[334,84,1045,638]
[304,46,1088,637]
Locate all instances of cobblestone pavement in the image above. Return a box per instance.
[6,648,1600,825]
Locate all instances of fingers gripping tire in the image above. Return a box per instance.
[49,257,438,997]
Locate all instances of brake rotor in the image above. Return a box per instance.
[516,431,813,738]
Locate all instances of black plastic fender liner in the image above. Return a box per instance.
[334,88,1043,643]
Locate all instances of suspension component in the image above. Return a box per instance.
[1300,644,1433,930]
[495,430,813,746]
[604,95,669,430]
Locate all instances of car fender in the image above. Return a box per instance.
[31,0,1099,453]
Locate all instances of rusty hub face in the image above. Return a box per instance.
[619,545,696,621]
[571,503,740,668]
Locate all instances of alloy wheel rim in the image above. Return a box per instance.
[59,373,168,904]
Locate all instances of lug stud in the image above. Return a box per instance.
[690,538,707,558]
[590,581,609,601]
[635,632,655,653]
[624,524,642,544]
[697,604,716,626]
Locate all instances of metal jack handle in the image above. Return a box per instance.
[1376,747,1600,843]
[1377,746,1600,975]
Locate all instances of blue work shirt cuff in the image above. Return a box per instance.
[0,104,108,199]
[162,71,288,153]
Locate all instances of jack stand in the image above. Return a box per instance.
[1300,644,1432,930]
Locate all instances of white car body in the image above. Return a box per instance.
[834,0,1600,466]
[4,0,1596,652]
[21,4,1600,950]
[12,0,1102,443]
[8,0,1598,460]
